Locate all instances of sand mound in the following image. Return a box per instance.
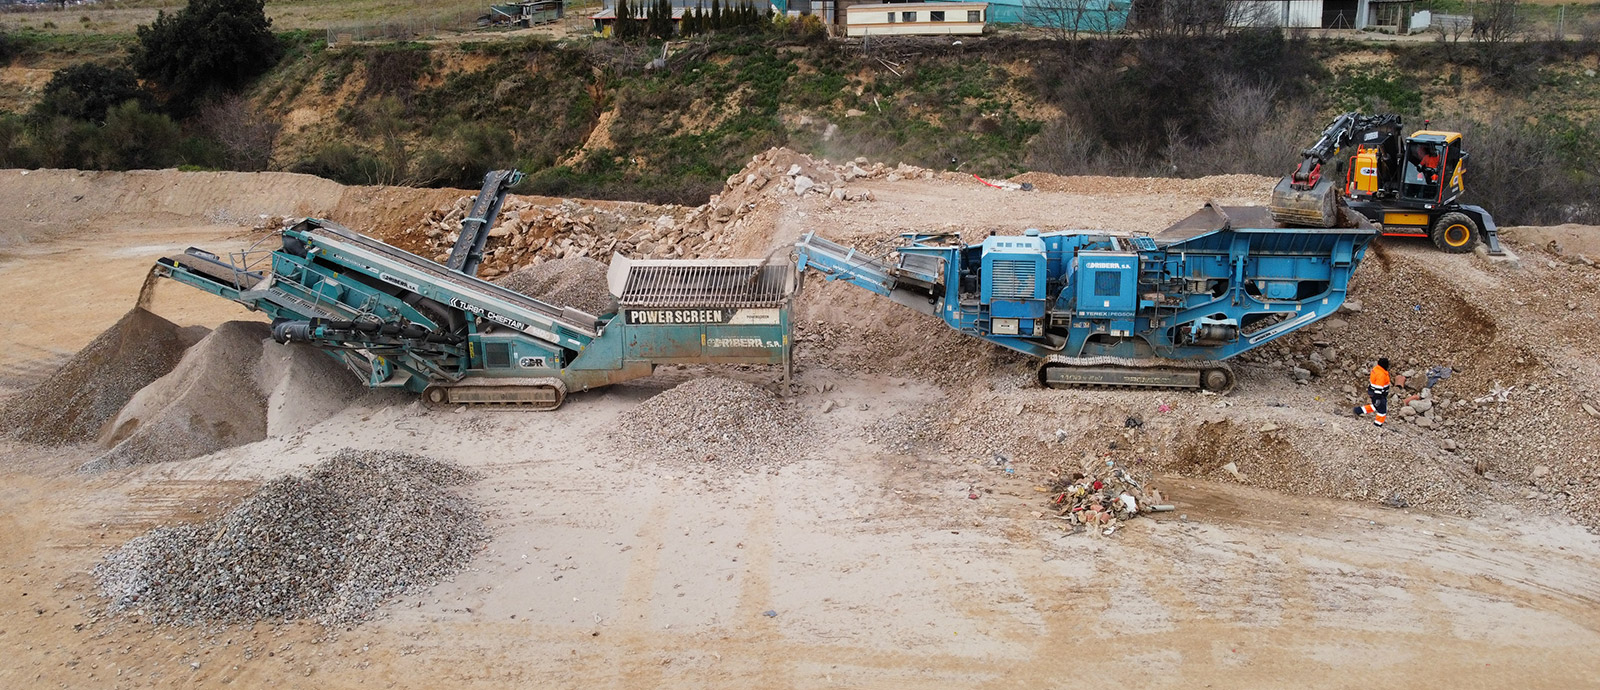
[495,256,614,315]
[95,449,486,626]
[619,377,805,471]
[0,308,204,445]
[255,342,365,436]
[85,321,271,471]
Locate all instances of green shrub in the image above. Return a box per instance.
[32,63,149,124]
[1331,66,1422,114]
[134,0,283,109]
[88,102,183,170]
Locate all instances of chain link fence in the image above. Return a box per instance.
[326,8,487,46]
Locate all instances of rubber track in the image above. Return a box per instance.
[422,377,568,410]
[1036,355,1236,394]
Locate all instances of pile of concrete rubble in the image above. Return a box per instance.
[405,148,899,277]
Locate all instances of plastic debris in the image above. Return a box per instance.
[1046,464,1164,536]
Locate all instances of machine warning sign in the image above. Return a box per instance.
[625,308,780,326]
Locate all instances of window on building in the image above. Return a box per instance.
[930,10,945,21]
[902,11,915,22]
[967,9,981,22]
[886,11,895,22]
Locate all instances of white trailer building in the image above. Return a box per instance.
[845,2,989,36]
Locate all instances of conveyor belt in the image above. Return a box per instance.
[302,220,602,335]
[164,249,264,289]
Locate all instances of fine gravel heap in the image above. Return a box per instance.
[85,321,272,472]
[0,308,204,445]
[618,377,805,471]
[95,450,487,626]
[494,256,614,315]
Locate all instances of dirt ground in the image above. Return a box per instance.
[1,164,1598,688]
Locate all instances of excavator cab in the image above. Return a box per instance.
[1401,132,1465,205]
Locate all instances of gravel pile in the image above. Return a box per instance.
[84,321,271,472]
[495,256,614,315]
[793,305,1025,387]
[619,377,805,471]
[255,340,366,437]
[0,308,203,445]
[95,449,487,626]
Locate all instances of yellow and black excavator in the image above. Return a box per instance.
[1269,112,1503,255]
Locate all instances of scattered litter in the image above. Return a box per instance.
[1046,465,1164,536]
[763,610,778,618]
[1425,365,1453,388]
[971,174,1031,192]
[1474,382,1514,404]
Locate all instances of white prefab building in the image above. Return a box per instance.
[846,2,989,36]
[1229,0,1324,27]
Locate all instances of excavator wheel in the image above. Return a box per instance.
[1430,212,1480,253]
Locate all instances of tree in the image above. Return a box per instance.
[198,94,281,171]
[653,0,675,39]
[1026,0,1121,47]
[1474,0,1524,43]
[1130,0,1260,40]
[711,0,723,31]
[32,63,149,124]
[133,0,281,108]
[1433,12,1471,62]
[615,0,634,38]
[683,5,701,35]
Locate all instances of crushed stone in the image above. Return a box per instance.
[0,308,204,446]
[494,256,614,315]
[618,376,806,472]
[94,449,486,626]
[84,321,271,472]
[255,340,366,437]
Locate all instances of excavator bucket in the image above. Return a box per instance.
[1268,176,1339,228]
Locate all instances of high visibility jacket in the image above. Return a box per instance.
[1369,365,1391,395]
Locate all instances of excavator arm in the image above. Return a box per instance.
[1270,112,1401,228]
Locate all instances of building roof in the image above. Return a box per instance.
[591,6,689,19]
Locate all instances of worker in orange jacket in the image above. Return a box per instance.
[1353,358,1392,427]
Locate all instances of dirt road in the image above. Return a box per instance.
[1,165,1597,688]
